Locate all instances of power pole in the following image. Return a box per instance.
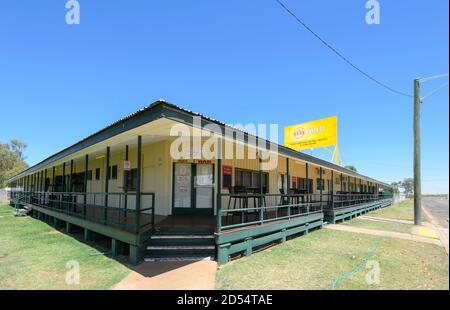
[413,79,421,225]
[413,73,448,226]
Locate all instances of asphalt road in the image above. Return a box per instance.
[422,197,449,228]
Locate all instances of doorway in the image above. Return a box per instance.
[172,163,214,216]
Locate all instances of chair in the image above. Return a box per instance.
[226,185,247,225]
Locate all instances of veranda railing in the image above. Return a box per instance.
[10,190,155,233]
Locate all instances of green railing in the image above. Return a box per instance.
[325,193,387,210]
[219,193,323,231]
[11,190,155,233]
[218,192,391,232]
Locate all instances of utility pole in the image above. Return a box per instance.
[413,73,448,226]
[413,79,421,225]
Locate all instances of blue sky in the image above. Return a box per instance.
[0,1,448,193]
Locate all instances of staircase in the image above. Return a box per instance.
[144,226,215,262]
[11,193,32,216]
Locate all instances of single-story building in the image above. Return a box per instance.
[6,100,392,264]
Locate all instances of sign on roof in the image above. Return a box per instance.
[284,116,337,151]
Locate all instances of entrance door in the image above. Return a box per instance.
[195,164,214,213]
[172,163,214,215]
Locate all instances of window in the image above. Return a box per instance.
[108,165,118,180]
[95,168,101,180]
[299,178,307,190]
[235,168,269,192]
[316,178,325,190]
[299,178,313,193]
[72,172,85,192]
[291,177,297,189]
[87,170,92,180]
[123,168,138,191]
[54,175,63,192]
[278,174,286,193]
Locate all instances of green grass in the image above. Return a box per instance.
[341,218,414,234]
[216,229,449,290]
[370,199,428,222]
[0,203,130,289]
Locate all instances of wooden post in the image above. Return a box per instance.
[286,157,290,217]
[69,159,74,213]
[62,162,66,192]
[286,157,290,190]
[69,160,74,192]
[52,166,55,192]
[216,138,222,234]
[259,157,263,225]
[135,136,142,233]
[319,167,323,211]
[413,78,422,225]
[124,145,129,217]
[305,163,309,203]
[331,170,334,209]
[104,147,110,225]
[84,154,88,218]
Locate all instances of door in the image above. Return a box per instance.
[172,163,214,215]
[194,164,214,214]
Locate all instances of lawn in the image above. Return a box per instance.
[370,199,428,222]
[0,203,130,289]
[341,218,414,234]
[216,228,449,290]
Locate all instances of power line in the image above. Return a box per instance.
[274,0,413,98]
[421,82,449,101]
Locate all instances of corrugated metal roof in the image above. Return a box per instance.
[6,100,391,187]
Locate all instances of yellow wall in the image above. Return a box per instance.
[17,138,380,216]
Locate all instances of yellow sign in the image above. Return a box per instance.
[284,116,337,151]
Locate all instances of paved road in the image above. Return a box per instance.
[422,197,449,228]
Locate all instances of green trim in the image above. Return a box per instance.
[216,214,324,264]
[104,147,110,225]
[216,213,323,245]
[172,162,215,216]
[29,204,143,246]
[135,136,142,232]
[323,199,392,223]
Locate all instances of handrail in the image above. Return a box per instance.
[11,190,156,233]
[217,192,392,232]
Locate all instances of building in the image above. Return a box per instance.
[6,100,393,264]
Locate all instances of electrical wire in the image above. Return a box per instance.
[421,82,449,101]
[274,0,413,98]
[419,73,449,83]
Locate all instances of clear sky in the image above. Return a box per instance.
[0,1,448,193]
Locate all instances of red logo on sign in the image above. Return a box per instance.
[293,127,305,139]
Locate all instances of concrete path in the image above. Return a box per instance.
[113,260,217,290]
[359,215,414,225]
[325,224,442,246]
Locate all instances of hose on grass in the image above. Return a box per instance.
[330,221,394,290]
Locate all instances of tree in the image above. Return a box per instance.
[344,165,358,172]
[0,139,28,188]
[390,181,400,193]
[401,177,414,197]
